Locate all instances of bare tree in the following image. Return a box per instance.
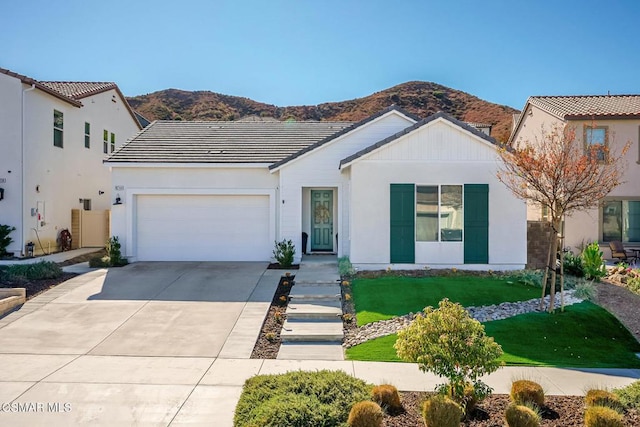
[497,123,630,312]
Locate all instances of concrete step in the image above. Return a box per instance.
[289,285,341,302]
[280,320,344,342]
[277,342,345,360]
[286,301,342,320]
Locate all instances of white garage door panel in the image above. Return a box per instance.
[136,195,271,261]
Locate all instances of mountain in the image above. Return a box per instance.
[126,81,518,142]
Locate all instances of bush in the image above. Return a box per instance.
[502,270,543,287]
[0,224,16,256]
[106,236,127,266]
[273,239,295,268]
[371,384,402,413]
[614,380,640,409]
[510,380,545,407]
[1,261,62,283]
[347,401,383,427]
[338,256,356,277]
[582,242,606,281]
[563,251,585,277]
[572,279,596,300]
[421,395,463,427]
[504,403,541,427]
[233,370,372,427]
[586,389,623,412]
[584,405,624,427]
[395,299,503,413]
[89,256,111,268]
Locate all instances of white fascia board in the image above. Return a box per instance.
[269,110,417,174]
[106,162,272,169]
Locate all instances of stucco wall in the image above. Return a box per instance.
[348,119,527,270]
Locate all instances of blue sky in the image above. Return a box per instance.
[1,0,638,110]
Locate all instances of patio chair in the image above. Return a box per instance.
[608,241,638,264]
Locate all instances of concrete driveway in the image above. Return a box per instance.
[0,262,279,426]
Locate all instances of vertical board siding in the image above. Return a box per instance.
[464,184,489,264]
[390,184,415,263]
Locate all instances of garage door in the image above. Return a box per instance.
[136,194,271,261]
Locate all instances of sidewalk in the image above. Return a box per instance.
[0,248,101,266]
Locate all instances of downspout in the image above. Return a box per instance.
[21,83,36,256]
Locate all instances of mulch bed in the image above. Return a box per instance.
[250,275,294,359]
[267,263,300,270]
[385,392,640,426]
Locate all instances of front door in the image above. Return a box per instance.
[311,190,333,251]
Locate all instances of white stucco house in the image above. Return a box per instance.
[106,106,526,270]
[0,67,141,257]
[510,95,640,257]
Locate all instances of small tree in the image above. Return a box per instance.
[0,225,16,256]
[498,123,629,312]
[395,299,503,414]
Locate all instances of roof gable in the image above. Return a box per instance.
[39,81,118,99]
[339,111,498,168]
[0,67,81,107]
[268,105,419,171]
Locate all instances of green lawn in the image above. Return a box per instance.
[352,275,540,325]
[346,302,640,368]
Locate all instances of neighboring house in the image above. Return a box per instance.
[510,95,640,256]
[106,106,526,270]
[0,67,141,257]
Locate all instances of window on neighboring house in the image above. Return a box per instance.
[53,110,64,148]
[84,122,90,148]
[83,199,92,211]
[584,125,608,162]
[110,132,115,152]
[416,185,463,242]
[603,200,640,243]
[103,130,108,154]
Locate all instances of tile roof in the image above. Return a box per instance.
[339,111,497,168]
[268,105,420,170]
[39,81,118,99]
[105,120,353,164]
[529,95,640,119]
[0,67,81,106]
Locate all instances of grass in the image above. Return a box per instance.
[352,275,540,325]
[346,302,640,368]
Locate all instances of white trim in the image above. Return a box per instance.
[108,162,272,169]
[339,117,499,170]
[269,110,417,173]
[124,188,276,260]
[353,263,525,271]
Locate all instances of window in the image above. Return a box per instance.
[416,185,463,242]
[84,122,90,149]
[82,199,92,211]
[584,125,608,162]
[603,200,640,243]
[103,130,108,154]
[110,132,115,152]
[53,110,63,148]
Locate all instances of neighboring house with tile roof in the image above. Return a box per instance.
[106,107,526,269]
[0,67,141,257]
[510,95,640,257]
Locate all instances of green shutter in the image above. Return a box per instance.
[464,184,489,264]
[390,184,415,263]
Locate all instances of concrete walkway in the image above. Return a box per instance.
[0,248,102,266]
[1,261,639,426]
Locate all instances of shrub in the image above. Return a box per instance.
[395,299,503,413]
[89,256,111,268]
[504,403,541,427]
[502,270,543,287]
[273,239,295,268]
[347,401,383,427]
[338,256,356,277]
[234,370,372,427]
[614,380,640,409]
[572,279,596,300]
[371,384,402,413]
[585,389,623,412]
[627,275,640,295]
[106,236,127,266]
[1,261,62,283]
[582,242,606,281]
[510,380,545,407]
[421,395,463,427]
[0,224,16,256]
[563,251,585,277]
[584,405,624,427]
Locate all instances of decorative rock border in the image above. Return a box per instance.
[343,290,583,348]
